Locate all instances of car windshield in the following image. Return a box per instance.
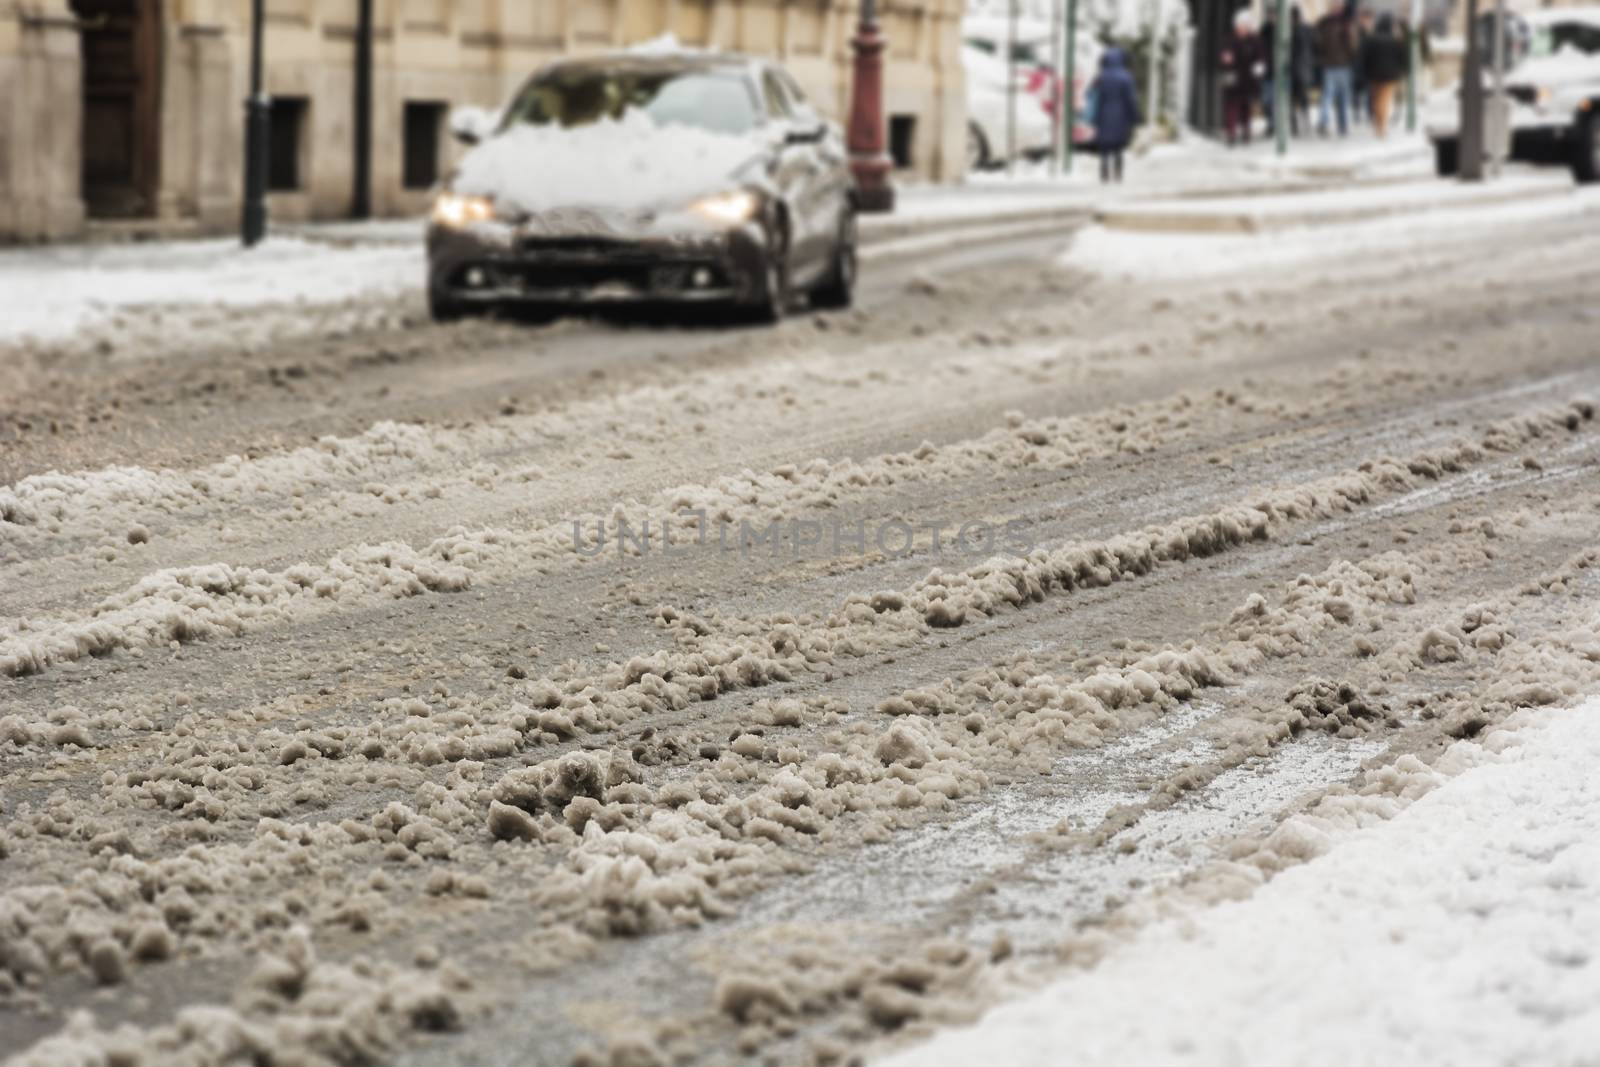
[1528,20,1600,58]
[963,36,1045,66]
[500,67,760,136]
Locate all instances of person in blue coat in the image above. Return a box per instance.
[1088,48,1141,183]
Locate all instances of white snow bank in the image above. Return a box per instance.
[880,697,1600,1067]
[1113,173,1565,221]
[453,109,764,216]
[1068,183,1600,280]
[0,237,419,346]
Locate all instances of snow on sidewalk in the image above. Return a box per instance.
[878,698,1600,1067]
[1067,183,1600,280]
[1099,173,1571,231]
[0,237,421,347]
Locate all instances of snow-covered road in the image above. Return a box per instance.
[3,183,1600,1067]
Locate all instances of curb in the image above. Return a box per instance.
[1093,177,1575,234]
[861,214,1085,263]
[860,200,1090,246]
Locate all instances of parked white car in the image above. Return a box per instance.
[1425,6,1600,181]
[961,15,1101,170]
[963,43,1056,168]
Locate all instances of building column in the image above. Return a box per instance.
[0,1,86,241]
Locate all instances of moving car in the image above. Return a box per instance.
[428,51,857,322]
[1426,6,1600,181]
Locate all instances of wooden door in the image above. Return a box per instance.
[74,0,161,217]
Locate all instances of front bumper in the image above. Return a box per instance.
[1424,94,1578,149]
[427,218,771,307]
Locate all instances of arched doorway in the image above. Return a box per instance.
[72,0,162,218]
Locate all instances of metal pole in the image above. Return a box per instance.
[1274,0,1289,155]
[847,0,895,211]
[352,0,373,219]
[1405,0,1422,132]
[1459,0,1484,180]
[1062,0,1078,174]
[1489,0,1506,177]
[1147,0,1163,134]
[241,0,268,246]
[1006,0,1018,175]
[1049,0,1062,176]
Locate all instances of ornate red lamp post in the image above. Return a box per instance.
[847,0,896,212]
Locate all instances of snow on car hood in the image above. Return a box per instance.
[452,109,766,218]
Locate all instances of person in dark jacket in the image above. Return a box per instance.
[1088,47,1141,182]
[1360,13,1409,136]
[1220,10,1265,146]
[1314,4,1357,135]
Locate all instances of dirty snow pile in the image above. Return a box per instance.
[0,237,420,347]
[453,108,764,216]
[881,698,1600,1067]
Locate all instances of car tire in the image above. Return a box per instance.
[428,288,472,323]
[967,122,992,172]
[1574,109,1600,184]
[1433,138,1458,178]
[747,229,789,326]
[811,209,857,311]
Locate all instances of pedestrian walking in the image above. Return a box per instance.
[1314,3,1356,136]
[1089,47,1141,183]
[1360,13,1408,137]
[1221,10,1264,146]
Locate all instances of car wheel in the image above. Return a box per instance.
[1433,138,1458,178]
[811,209,857,311]
[747,223,790,325]
[967,122,991,172]
[428,287,471,323]
[1574,109,1600,184]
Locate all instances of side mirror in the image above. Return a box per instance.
[784,122,827,146]
[449,106,496,146]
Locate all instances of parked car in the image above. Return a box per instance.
[427,52,857,323]
[1426,6,1600,182]
[962,16,1100,169]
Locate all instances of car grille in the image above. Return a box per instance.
[519,261,653,290]
[517,237,634,257]
[448,260,729,295]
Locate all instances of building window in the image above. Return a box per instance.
[889,114,916,170]
[268,96,309,191]
[403,101,448,190]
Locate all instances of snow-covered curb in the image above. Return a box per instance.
[0,237,421,347]
[1066,184,1600,279]
[879,696,1600,1067]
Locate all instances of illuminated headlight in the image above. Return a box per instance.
[689,190,759,226]
[432,192,494,227]
[1535,85,1553,108]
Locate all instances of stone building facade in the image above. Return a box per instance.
[1,0,965,242]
